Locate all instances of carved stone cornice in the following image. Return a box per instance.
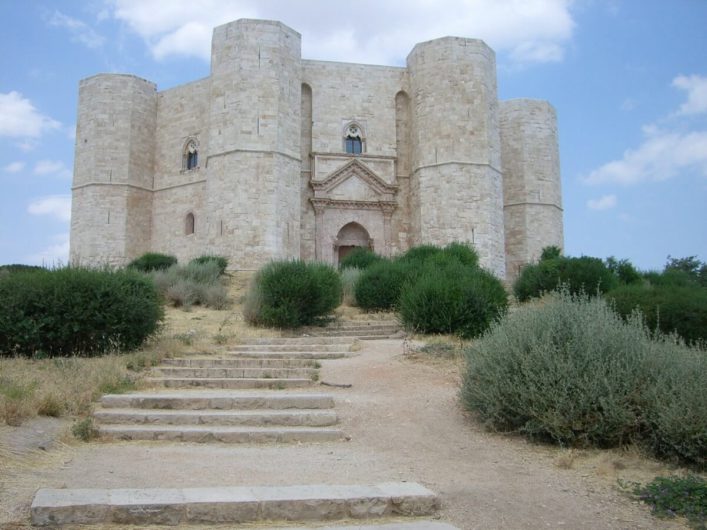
[310,197,397,212]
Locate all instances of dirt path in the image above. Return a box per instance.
[0,339,684,529]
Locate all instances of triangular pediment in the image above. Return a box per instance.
[312,159,397,197]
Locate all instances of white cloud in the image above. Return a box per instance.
[109,0,575,65]
[3,161,25,173]
[27,195,72,222]
[0,92,61,138]
[33,160,72,179]
[47,10,105,49]
[26,233,70,266]
[672,74,707,116]
[587,194,617,210]
[585,129,707,185]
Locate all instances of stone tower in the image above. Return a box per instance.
[70,74,156,266]
[204,19,302,267]
[500,99,563,280]
[407,38,506,277]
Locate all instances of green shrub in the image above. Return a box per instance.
[627,475,706,528]
[540,245,562,261]
[513,255,617,302]
[665,255,707,287]
[127,252,177,272]
[189,255,228,275]
[340,267,363,306]
[441,242,479,268]
[399,264,507,338]
[338,248,383,270]
[0,267,163,357]
[607,284,707,344]
[398,244,443,265]
[151,262,228,310]
[355,260,415,311]
[605,256,642,285]
[0,264,47,274]
[461,290,706,468]
[246,260,342,328]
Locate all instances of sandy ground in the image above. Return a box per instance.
[0,338,687,529]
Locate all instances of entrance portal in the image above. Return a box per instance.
[335,222,372,264]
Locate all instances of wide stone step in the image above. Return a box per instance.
[278,523,459,530]
[230,345,351,352]
[31,482,438,526]
[146,377,313,389]
[162,358,318,368]
[97,425,346,443]
[101,392,335,410]
[225,351,350,360]
[94,408,338,427]
[152,366,317,379]
[247,337,353,345]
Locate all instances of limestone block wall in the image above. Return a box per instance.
[408,37,505,277]
[70,74,156,266]
[205,19,302,268]
[302,61,410,255]
[500,99,563,280]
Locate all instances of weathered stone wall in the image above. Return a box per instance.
[70,74,156,266]
[408,38,505,277]
[204,19,302,269]
[500,99,563,281]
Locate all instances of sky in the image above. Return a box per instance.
[0,0,705,271]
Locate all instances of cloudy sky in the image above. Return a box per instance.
[1,0,705,270]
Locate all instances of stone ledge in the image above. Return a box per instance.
[31,482,439,526]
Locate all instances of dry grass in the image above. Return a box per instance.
[0,272,281,427]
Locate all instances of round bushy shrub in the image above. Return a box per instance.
[398,245,443,265]
[0,268,163,357]
[246,260,342,328]
[354,260,415,311]
[128,252,177,272]
[189,255,228,275]
[607,283,707,344]
[338,248,383,270]
[399,264,507,338]
[513,256,617,302]
[461,290,706,467]
[151,261,228,309]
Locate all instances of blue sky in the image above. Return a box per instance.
[1,0,705,270]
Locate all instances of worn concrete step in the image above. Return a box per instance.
[93,408,338,427]
[277,522,459,530]
[225,351,350,360]
[152,366,317,379]
[314,332,402,339]
[326,321,400,329]
[146,377,313,389]
[162,358,318,368]
[101,392,335,410]
[246,337,353,345]
[31,482,438,526]
[97,425,346,443]
[230,345,351,353]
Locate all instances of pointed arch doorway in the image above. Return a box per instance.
[335,222,372,264]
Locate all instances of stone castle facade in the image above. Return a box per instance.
[70,18,563,280]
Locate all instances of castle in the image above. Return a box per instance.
[69,19,563,280]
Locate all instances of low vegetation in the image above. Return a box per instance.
[189,255,229,275]
[151,261,229,310]
[338,247,383,270]
[0,348,167,426]
[340,267,362,306]
[462,290,706,469]
[624,475,706,529]
[0,267,163,358]
[127,252,177,272]
[245,260,342,328]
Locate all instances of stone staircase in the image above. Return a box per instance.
[32,334,459,528]
[305,320,404,340]
[93,337,355,443]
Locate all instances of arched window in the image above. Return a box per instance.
[183,139,199,171]
[185,213,195,235]
[344,124,364,155]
